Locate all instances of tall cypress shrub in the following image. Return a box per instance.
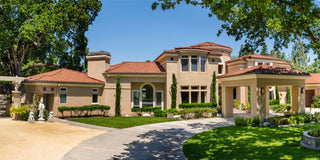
[287,87,291,104]
[212,71,217,105]
[115,75,121,117]
[248,86,251,104]
[171,74,177,109]
[276,86,280,101]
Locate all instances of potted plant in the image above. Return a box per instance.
[234,100,241,110]
[301,124,320,149]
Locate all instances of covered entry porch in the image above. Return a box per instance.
[218,65,309,120]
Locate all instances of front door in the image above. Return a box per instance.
[305,90,315,107]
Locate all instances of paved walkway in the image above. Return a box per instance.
[62,117,234,160]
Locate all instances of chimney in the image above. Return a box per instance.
[86,50,111,81]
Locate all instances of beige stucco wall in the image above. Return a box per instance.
[164,51,226,109]
[103,75,166,116]
[87,56,110,81]
[23,83,103,117]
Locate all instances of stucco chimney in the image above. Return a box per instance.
[86,50,111,81]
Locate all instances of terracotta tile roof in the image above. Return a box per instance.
[190,42,232,49]
[24,68,105,84]
[276,61,290,64]
[218,65,309,78]
[306,73,320,84]
[226,54,280,63]
[105,62,166,74]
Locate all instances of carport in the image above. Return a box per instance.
[218,65,310,120]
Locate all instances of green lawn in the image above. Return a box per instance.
[69,117,180,129]
[183,124,320,160]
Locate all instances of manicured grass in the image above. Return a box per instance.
[183,124,320,160]
[69,117,180,129]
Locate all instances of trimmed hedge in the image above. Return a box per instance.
[131,106,161,116]
[180,108,218,119]
[269,99,280,105]
[179,103,216,109]
[58,105,110,118]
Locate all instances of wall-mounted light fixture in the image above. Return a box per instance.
[261,87,265,94]
[301,87,305,93]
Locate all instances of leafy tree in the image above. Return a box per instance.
[212,71,217,105]
[276,86,280,102]
[238,44,254,57]
[260,44,269,56]
[287,87,291,104]
[171,74,177,109]
[0,1,102,76]
[152,1,320,55]
[115,75,121,117]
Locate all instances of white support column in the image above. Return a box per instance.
[299,85,305,113]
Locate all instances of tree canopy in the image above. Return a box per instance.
[152,0,320,55]
[0,0,102,76]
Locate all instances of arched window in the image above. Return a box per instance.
[142,84,154,107]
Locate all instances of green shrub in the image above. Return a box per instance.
[58,105,111,118]
[288,116,297,125]
[270,104,287,113]
[163,108,179,116]
[10,105,30,120]
[234,117,251,126]
[179,103,216,109]
[313,96,320,108]
[279,118,289,125]
[269,116,280,127]
[252,116,260,127]
[312,112,320,122]
[269,99,280,105]
[154,110,165,117]
[131,106,162,116]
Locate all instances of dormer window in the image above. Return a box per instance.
[217,58,221,63]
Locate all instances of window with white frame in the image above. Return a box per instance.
[59,87,67,104]
[92,88,99,104]
[181,55,189,72]
[132,90,140,107]
[200,56,205,72]
[191,56,198,72]
[155,91,162,107]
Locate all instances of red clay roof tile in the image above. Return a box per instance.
[190,42,232,49]
[306,73,320,84]
[24,68,105,84]
[218,65,309,78]
[105,62,166,74]
[226,54,280,63]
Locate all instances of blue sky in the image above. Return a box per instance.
[86,0,317,65]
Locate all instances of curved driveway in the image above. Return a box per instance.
[62,117,234,160]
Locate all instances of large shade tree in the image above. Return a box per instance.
[0,0,102,76]
[152,0,320,55]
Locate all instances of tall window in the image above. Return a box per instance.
[218,65,223,74]
[181,55,189,72]
[200,56,205,72]
[92,88,99,104]
[132,91,140,107]
[181,92,189,103]
[142,84,153,107]
[191,92,198,103]
[60,94,67,104]
[201,92,206,103]
[60,87,67,104]
[156,91,162,107]
[191,56,198,72]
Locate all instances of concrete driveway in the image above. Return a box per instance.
[62,117,234,160]
[0,118,107,160]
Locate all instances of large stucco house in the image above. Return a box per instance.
[22,42,319,117]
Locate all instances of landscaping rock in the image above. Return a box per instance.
[173,115,181,119]
[263,122,272,127]
[167,113,174,118]
[142,113,151,117]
